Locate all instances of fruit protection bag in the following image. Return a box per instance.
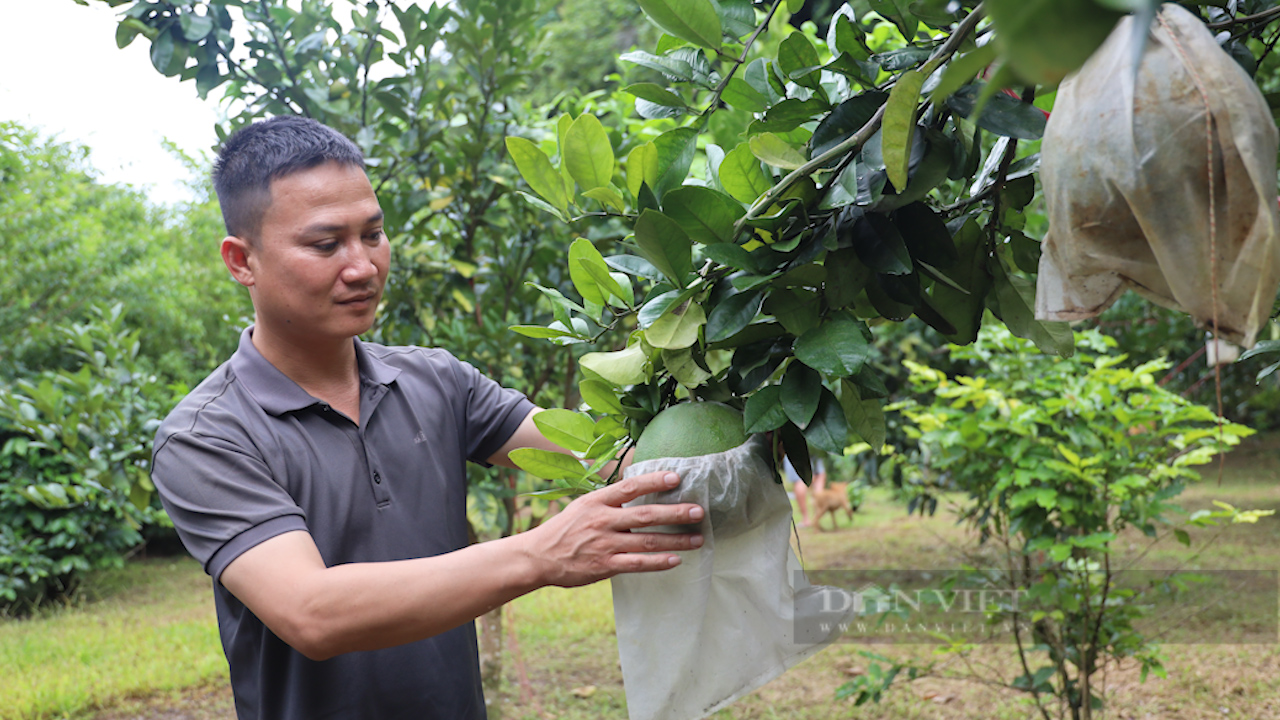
[611,436,853,720]
[1035,4,1280,347]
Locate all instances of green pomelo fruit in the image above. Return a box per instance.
[988,0,1125,86]
[633,401,749,463]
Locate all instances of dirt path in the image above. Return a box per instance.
[90,684,234,720]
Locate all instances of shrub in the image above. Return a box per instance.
[0,306,177,613]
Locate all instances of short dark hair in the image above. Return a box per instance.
[212,116,365,239]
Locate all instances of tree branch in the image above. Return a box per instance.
[732,4,986,235]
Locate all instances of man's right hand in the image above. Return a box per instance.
[519,471,704,588]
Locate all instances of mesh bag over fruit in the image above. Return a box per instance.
[611,436,854,720]
[1035,4,1280,347]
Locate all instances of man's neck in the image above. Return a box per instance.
[251,323,361,413]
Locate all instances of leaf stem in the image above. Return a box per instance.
[1206,5,1280,30]
[699,0,788,116]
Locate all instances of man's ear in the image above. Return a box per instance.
[221,236,256,288]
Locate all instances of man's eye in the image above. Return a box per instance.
[366,230,385,242]
[315,241,338,252]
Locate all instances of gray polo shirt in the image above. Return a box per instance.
[151,328,534,720]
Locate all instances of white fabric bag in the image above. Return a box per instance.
[1035,4,1280,348]
[611,436,853,720]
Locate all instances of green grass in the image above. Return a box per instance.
[0,557,227,720]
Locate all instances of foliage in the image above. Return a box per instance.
[0,122,249,387]
[504,0,1081,491]
[847,326,1264,718]
[0,307,181,613]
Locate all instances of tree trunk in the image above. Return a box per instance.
[479,606,504,718]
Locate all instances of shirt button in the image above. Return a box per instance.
[373,472,382,484]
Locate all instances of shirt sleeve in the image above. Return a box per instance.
[152,429,308,582]
[442,354,536,465]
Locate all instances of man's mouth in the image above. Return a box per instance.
[337,292,377,305]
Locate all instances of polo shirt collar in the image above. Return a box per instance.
[229,327,401,416]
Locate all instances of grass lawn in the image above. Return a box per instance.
[5,434,1276,719]
[0,557,228,720]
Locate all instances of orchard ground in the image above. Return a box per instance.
[4,434,1277,720]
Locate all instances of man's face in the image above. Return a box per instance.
[242,161,389,344]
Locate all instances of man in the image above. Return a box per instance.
[150,116,703,720]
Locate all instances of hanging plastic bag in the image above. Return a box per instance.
[1035,4,1280,348]
[611,436,853,720]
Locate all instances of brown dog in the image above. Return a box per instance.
[812,482,854,531]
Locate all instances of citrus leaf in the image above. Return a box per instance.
[624,83,689,108]
[506,137,568,213]
[781,362,822,429]
[810,91,888,160]
[662,186,744,244]
[646,301,707,349]
[580,378,624,415]
[634,210,694,286]
[705,289,765,343]
[637,0,722,51]
[580,343,650,386]
[563,114,615,191]
[883,70,924,193]
[794,314,872,378]
[744,385,788,433]
[803,389,850,454]
[510,448,588,481]
[662,347,712,386]
[568,238,607,305]
[749,133,807,170]
[533,409,598,453]
[720,142,772,203]
[626,143,659,200]
[583,186,627,214]
[651,127,699,199]
[721,77,769,112]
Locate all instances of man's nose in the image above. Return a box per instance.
[342,241,379,283]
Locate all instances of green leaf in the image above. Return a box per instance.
[778,32,823,81]
[583,186,627,214]
[931,43,998,105]
[893,202,958,267]
[702,244,763,274]
[662,186,744,244]
[749,133,807,170]
[851,212,913,276]
[841,384,885,448]
[149,30,176,76]
[510,325,587,341]
[946,84,1047,140]
[637,0,722,51]
[580,343,650,386]
[662,347,713,387]
[720,142,772,203]
[991,258,1074,358]
[179,12,215,40]
[510,448,588,482]
[563,114,615,192]
[651,127,699,199]
[624,83,689,108]
[750,98,827,134]
[705,289,765,342]
[810,91,888,160]
[929,218,989,344]
[721,77,769,112]
[580,379,624,415]
[803,390,850,454]
[506,137,568,214]
[568,238,607,306]
[764,288,821,336]
[634,210,694,286]
[883,70,924,193]
[744,385,788,433]
[872,47,933,71]
[1238,339,1280,362]
[533,410,597,453]
[794,314,872,378]
[626,143,659,200]
[781,362,822,429]
[646,301,707,349]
